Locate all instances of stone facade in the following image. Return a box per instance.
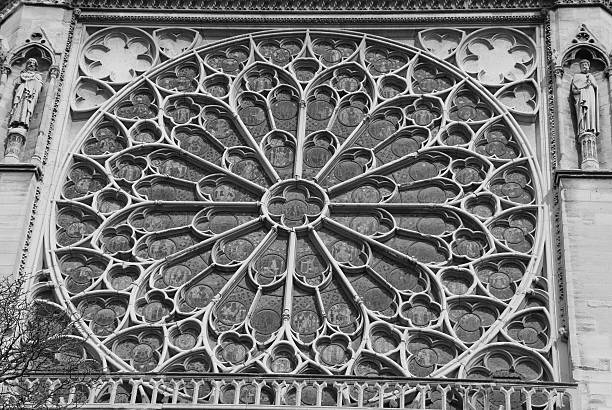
[1,1,612,408]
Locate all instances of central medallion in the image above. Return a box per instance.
[262,179,328,229]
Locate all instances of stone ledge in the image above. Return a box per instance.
[0,163,42,180]
[25,0,612,12]
[554,169,612,187]
[71,0,548,11]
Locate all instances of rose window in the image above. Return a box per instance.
[52,29,551,389]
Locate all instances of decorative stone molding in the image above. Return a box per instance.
[76,13,546,25]
[35,0,612,11]
[559,24,609,69]
[8,42,54,73]
[72,0,549,10]
[544,15,559,172]
[4,0,612,18]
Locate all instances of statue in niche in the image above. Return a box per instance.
[570,59,599,136]
[9,57,43,130]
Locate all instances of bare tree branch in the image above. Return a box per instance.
[0,275,101,410]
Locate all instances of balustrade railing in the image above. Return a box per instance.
[2,373,578,409]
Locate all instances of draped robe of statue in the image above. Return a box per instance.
[571,68,599,135]
[9,58,43,130]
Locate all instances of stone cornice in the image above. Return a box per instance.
[71,0,549,10]
[0,163,41,179]
[554,169,612,187]
[75,13,546,25]
[7,0,612,14]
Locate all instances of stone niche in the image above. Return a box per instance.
[0,31,58,163]
[555,24,611,170]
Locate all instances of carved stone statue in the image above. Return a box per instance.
[569,59,600,170]
[570,59,599,135]
[9,57,43,130]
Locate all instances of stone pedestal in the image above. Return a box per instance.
[4,127,27,164]
[579,131,599,170]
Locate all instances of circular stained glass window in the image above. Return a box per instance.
[50,29,552,382]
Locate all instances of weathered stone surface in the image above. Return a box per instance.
[4,1,612,407]
[561,177,612,407]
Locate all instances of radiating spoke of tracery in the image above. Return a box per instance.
[52,28,549,388]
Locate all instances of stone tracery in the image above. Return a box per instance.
[51,28,550,398]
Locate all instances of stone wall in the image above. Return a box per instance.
[551,6,612,408]
[558,176,612,408]
[2,1,612,408]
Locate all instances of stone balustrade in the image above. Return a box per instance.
[3,373,578,409]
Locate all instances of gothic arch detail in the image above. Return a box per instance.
[48,29,550,389]
[558,24,609,70]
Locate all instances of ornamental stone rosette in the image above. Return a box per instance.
[49,28,551,405]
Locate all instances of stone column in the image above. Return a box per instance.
[579,131,599,170]
[553,65,564,127]
[31,65,59,168]
[606,65,612,158]
[553,65,564,119]
[552,65,569,167]
[0,65,10,97]
[3,126,27,163]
